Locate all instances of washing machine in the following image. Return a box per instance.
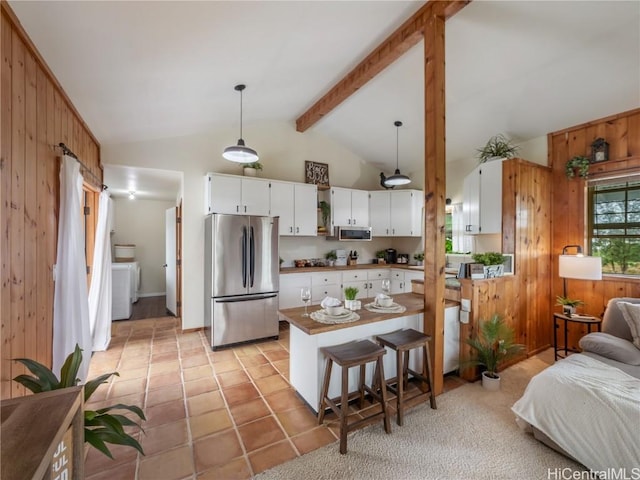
[111,262,141,320]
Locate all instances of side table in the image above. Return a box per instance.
[553,313,602,361]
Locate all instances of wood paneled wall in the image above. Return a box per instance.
[550,107,640,350]
[1,3,101,399]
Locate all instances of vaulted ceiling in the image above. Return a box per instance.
[10,0,640,186]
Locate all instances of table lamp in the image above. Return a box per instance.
[558,245,602,313]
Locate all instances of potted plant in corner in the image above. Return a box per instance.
[344,286,359,310]
[472,252,506,278]
[13,344,146,458]
[476,134,520,163]
[242,161,263,177]
[556,296,584,316]
[413,252,425,266]
[325,250,337,267]
[465,315,524,391]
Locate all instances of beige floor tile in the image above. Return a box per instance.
[85,442,139,476]
[184,377,218,397]
[247,440,297,474]
[138,445,194,480]
[246,363,277,380]
[183,364,214,381]
[197,456,252,480]
[291,426,337,455]
[238,353,269,368]
[234,344,261,357]
[140,419,189,456]
[187,390,226,417]
[147,371,182,390]
[150,351,179,363]
[145,398,186,427]
[222,382,260,407]
[149,360,180,376]
[217,369,251,388]
[189,408,234,439]
[181,354,209,368]
[276,406,320,437]
[263,350,289,363]
[263,388,306,412]
[237,416,286,453]
[85,460,137,480]
[229,397,271,426]
[109,377,146,399]
[112,366,148,381]
[254,374,290,395]
[145,383,184,407]
[193,429,244,473]
[209,349,236,363]
[213,359,243,373]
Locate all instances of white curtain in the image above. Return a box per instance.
[53,155,91,382]
[89,192,112,351]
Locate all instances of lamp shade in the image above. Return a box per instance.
[384,169,411,186]
[223,139,258,163]
[558,255,602,280]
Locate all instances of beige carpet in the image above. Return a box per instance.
[257,353,585,480]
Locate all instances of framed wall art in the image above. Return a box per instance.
[304,161,330,188]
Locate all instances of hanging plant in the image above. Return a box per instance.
[565,156,590,179]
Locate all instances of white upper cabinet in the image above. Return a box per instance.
[368,189,423,237]
[463,160,503,234]
[206,173,270,216]
[330,187,369,228]
[270,181,317,236]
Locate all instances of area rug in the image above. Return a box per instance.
[257,355,584,480]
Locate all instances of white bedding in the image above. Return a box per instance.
[512,353,640,471]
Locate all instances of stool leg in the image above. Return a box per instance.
[396,348,404,426]
[403,350,409,390]
[358,363,366,409]
[318,358,333,425]
[377,356,391,434]
[339,365,349,454]
[423,342,437,410]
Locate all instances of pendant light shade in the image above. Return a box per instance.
[223,84,259,163]
[383,121,411,186]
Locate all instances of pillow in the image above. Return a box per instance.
[615,302,640,349]
[603,298,636,341]
[579,332,640,365]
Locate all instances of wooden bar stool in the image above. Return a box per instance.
[375,329,437,426]
[317,339,391,454]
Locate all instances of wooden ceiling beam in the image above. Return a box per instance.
[295,0,470,132]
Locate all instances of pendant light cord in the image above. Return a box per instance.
[396,124,399,170]
[239,88,243,140]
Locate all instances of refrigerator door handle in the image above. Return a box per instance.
[249,226,255,287]
[214,293,278,303]
[241,226,247,288]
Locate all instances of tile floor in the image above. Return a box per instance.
[84,317,465,480]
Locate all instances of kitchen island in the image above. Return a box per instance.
[279,292,427,412]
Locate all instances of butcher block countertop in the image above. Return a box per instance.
[280,292,425,335]
[280,264,422,274]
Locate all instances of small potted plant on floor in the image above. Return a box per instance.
[242,161,263,177]
[556,296,584,316]
[325,250,337,267]
[344,286,359,310]
[413,252,424,266]
[472,252,505,278]
[465,315,524,391]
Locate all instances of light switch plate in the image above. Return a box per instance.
[461,298,471,312]
[460,310,470,324]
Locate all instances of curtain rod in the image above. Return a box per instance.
[56,143,107,190]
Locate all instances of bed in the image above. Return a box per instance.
[512,298,640,471]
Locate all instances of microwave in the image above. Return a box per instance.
[329,226,372,241]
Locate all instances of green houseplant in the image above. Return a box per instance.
[556,295,584,316]
[413,252,425,265]
[344,286,359,310]
[242,162,263,176]
[325,250,337,266]
[13,344,145,459]
[472,252,505,278]
[565,155,590,179]
[465,315,525,390]
[375,250,386,264]
[477,134,520,163]
[318,201,331,231]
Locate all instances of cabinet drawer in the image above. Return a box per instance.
[367,269,390,280]
[311,272,341,286]
[342,270,367,282]
[390,269,404,280]
[312,284,342,303]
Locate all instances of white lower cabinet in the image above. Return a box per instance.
[342,269,389,299]
[311,272,341,304]
[279,273,311,310]
[402,271,425,293]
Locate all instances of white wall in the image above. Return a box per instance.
[112,198,175,296]
[102,121,383,330]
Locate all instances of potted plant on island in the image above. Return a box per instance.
[344,286,359,310]
[556,295,584,316]
[476,134,520,163]
[472,252,506,278]
[325,250,337,267]
[242,161,263,177]
[413,252,425,266]
[13,344,146,458]
[465,315,525,391]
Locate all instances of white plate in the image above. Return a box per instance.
[311,310,360,324]
[364,302,406,314]
[322,309,351,318]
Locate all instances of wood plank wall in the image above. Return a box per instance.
[1,4,101,399]
[550,107,640,350]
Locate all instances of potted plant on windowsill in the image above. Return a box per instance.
[476,134,520,164]
[465,315,525,391]
[556,296,584,316]
[472,252,506,278]
[242,162,263,177]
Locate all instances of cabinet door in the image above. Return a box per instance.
[209,174,242,214]
[279,274,312,309]
[463,168,480,234]
[479,160,502,234]
[342,280,368,300]
[403,271,424,293]
[331,187,353,227]
[312,284,341,304]
[293,183,318,236]
[369,191,391,236]
[390,190,414,236]
[350,190,369,227]
[390,269,405,294]
[242,178,270,216]
[270,181,295,235]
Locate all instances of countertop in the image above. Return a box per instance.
[279,292,425,335]
[280,263,423,274]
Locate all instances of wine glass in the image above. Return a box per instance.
[381,279,391,295]
[301,287,311,317]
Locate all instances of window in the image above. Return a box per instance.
[588,179,640,276]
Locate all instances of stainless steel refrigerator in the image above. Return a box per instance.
[204,214,279,349]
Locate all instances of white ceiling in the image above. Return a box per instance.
[103,165,182,201]
[10,1,640,194]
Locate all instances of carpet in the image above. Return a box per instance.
[257,354,584,480]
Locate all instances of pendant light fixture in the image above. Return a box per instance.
[383,120,411,187]
[223,84,259,163]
